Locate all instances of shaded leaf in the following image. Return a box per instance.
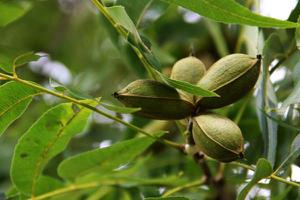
[58,132,165,180]
[0,46,32,73]
[101,102,141,114]
[0,82,40,136]
[11,101,96,195]
[204,19,229,57]
[161,0,300,28]
[13,51,40,69]
[237,158,273,200]
[0,1,31,27]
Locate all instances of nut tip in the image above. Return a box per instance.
[113,92,120,99]
[256,54,262,60]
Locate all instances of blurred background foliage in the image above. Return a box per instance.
[1,0,300,199]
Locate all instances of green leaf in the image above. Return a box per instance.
[204,19,229,57]
[101,102,141,114]
[274,134,300,174]
[13,51,40,69]
[0,82,39,136]
[77,173,184,187]
[256,33,281,166]
[161,0,300,28]
[116,0,150,25]
[153,69,219,97]
[296,17,300,49]
[11,101,96,195]
[49,78,94,100]
[261,109,300,132]
[117,0,168,28]
[237,158,273,200]
[57,132,165,180]
[33,176,64,196]
[106,6,142,43]
[0,1,31,27]
[145,197,189,200]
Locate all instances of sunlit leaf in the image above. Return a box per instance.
[11,101,96,195]
[161,0,300,28]
[0,82,40,136]
[58,132,165,180]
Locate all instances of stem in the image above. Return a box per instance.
[162,178,206,197]
[0,72,183,150]
[194,153,212,183]
[231,161,300,188]
[91,0,157,80]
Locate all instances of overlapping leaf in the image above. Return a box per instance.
[58,132,165,180]
[11,101,96,195]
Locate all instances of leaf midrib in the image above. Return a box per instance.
[31,106,83,195]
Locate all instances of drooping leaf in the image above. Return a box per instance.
[11,101,96,195]
[0,82,40,136]
[261,109,300,132]
[0,1,31,27]
[153,69,219,97]
[57,132,165,180]
[256,33,281,166]
[161,0,300,28]
[106,6,142,44]
[101,102,141,114]
[116,0,150,25]
[117,0,168,28]
[237,158,273,200]
[274,134,300,174]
